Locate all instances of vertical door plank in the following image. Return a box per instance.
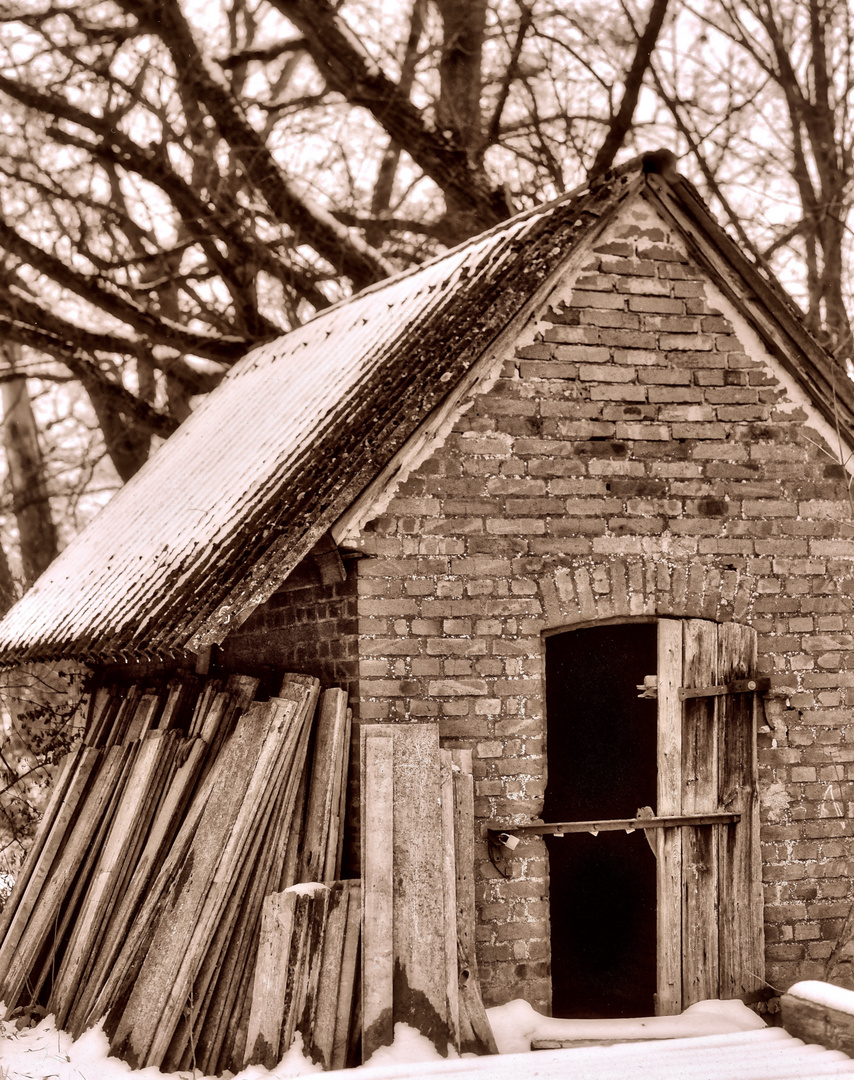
[681,619,719,1006]
[656,618,682,1015]
[717,621,764,998]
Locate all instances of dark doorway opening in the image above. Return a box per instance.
[545,622,658,1019]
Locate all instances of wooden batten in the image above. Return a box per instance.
[717,621,764,999]
[656,618,683,1015]
[681,619,720,1005]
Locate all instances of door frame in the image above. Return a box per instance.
[538,615,765,1016]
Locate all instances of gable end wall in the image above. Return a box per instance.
[349,197,854,1011]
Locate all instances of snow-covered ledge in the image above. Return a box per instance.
[781,980,854,1056]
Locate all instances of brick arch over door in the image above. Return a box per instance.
[539,556,759,632]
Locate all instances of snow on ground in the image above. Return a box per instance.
[0,998,767,1080]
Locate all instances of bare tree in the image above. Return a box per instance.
[0,0,669,582]
[651,0,854,362]
[1,344,58,587]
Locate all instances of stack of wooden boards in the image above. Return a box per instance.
[246,879,361,1070]
[0,670,356,1074]
[360,723,497,1060]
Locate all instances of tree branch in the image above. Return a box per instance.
[589,0,671,178]
[265,0,513,234]
[119,0,395,289]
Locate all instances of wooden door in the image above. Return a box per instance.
[656,619,764,1013]
[544,618,764,1018]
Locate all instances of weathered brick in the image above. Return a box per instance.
[568,290,627,309]
[628,296,686,314]
[660,332,714,350]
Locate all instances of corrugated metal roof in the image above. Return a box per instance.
[0,172,640,664]
[322,1028,854,1080]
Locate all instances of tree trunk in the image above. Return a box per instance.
[1,344,59,585]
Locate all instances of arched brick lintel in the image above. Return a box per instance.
[539,556,758,633]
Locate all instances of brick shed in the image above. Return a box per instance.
[3,151,854,1023]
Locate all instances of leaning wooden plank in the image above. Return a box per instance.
[280,762,310,890]
[166,703,310,1074]
[276,677,321,889]
[111,696,301,1068]
[331,880,362,1071]
[85,685,116,747]
[0,744,125,1013]
[295,884,332,1052]
[194,682,319,1075]
[104,684,142,749]
[280,890,312,1057]
[205,693,318,1074]
[244,890,298,1069]
[388,723,450,1052]
[201,732,316,1072]
[439,750,460,1052]
[124,692,161,743]
[360,731,394,1061]
[0,741,91,965]
[111,700,290,1067]
[154,679,189,733]
[28,741,142,1010]
[49,731,171,1027]
[89,726,238,1036]
[186,678,221,738]
[325,706,353,882]
[451,750,476,970]
[68,730,180,1025]
[87,683,126,749]
[72,735,209,1036]
[308,880,349,1069]
[457,939,498,1056]
[300,689,349,883]
[188,830,285,1073]
[196,675,260,769]
[280,888,316,1057]
[448,749,492,1055]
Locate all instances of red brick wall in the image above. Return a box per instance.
[348,197,854,1010]
[219,573,360,701]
